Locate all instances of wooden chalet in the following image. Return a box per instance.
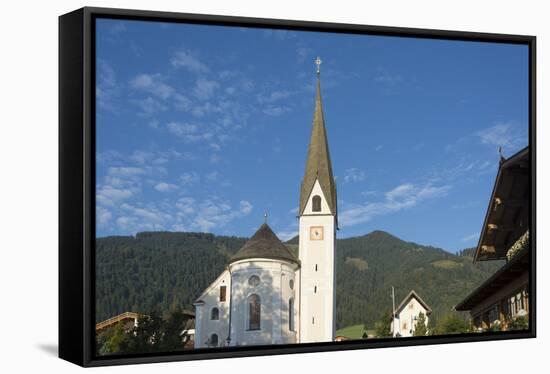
[95,311,144,333]
[455,147,530,331]
[96,310,196,347]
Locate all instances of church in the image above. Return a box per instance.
[193,58,338,347]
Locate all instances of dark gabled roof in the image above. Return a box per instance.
[395,290,432,315]
[474,146,529,262]
[230,223,299,264]
[299,78,337,218]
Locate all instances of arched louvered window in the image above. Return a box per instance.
[248,294,261,330]
[211,307,219,320]
[312,195,322,212]
[210,333,218,347]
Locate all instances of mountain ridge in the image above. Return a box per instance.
[95,229,502,328]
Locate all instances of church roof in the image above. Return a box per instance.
[230,223,299,264]
[299,77,337,218]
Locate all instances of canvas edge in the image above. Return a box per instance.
[57,6,537,367]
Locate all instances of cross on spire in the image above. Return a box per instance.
[264,212,268,224]
[315,56,322,75]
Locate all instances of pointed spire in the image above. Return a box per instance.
[299,58,337,217]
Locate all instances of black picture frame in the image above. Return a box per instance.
[59,6,536,367]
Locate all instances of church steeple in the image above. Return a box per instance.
[299,58,337,217]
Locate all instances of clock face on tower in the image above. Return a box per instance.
[310,226,324,240]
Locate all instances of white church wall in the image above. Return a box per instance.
[299,180,336,343]
[194,270,231,348]
[228,259,298,346]
[294,267,301,341]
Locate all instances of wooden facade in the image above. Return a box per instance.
[455,147,530,331]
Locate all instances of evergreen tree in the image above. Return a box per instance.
[434,313,469,335]
[374,309,392,338]
[413,312,428,336]
[96,323,131,355]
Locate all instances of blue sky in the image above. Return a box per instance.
[95,18,528,252]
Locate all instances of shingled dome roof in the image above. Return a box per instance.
[230,223,299,264]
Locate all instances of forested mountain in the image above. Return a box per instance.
[96,230,502,329]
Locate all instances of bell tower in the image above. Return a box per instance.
[298,57,337,343]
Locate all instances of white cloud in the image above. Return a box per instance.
[174,94,191,111]
[205,171,219,181]
[277,229,298,242]
[108,166,146,177]
[111,202,174,233]
[190,102,223,117]
[209,143,221,151]
[129,150,155,164]
[476,122,527,152]
[96,185,135,206]
[130,73,174,99]
[239,200,253,215]
[176,197,195,215]
[257,90,291,104]
[263,105,290,116]
[96,150,122,164]
[120,202,172,223]
[374,68,402,84]
[171,50,209,73]
[462,233,480,242]
[97,206,112,226]
[193,78,220,100]
[116,216,136,231]
[154,182,178,192]
[186,198,254,232]
[131,97,167,115]
[166,122,198,137]
[344,168,366,183]
[180,172,200,186]
[96,60,118,111]
[339,182,451,227]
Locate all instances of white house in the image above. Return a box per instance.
[391,290,432,337]
[194,59,338,347]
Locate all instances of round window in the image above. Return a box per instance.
[248,275,260,287]
[289,279,294,290]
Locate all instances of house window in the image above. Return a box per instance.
[289,279,294,290]
[289,298,295,331]
[211,307,219,320]
[220,286,226,302]
[312,195,321,212]
[248,294,261,330]
[210,333,218,347]
[315,264,318,271]
[314,286,317,293]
